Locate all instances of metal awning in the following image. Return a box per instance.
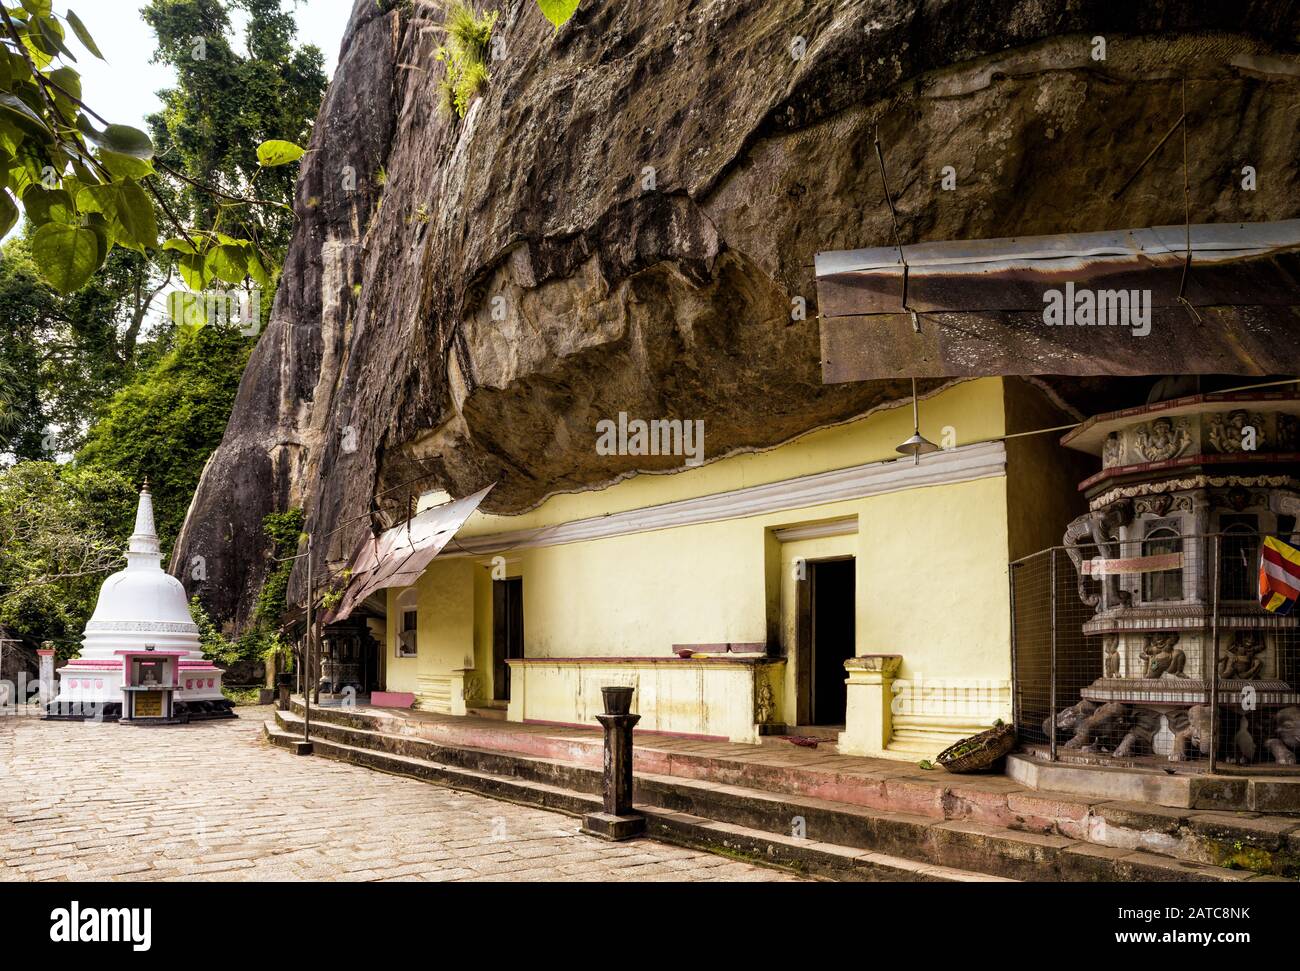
[328,484,495,622]
[815,220,1300,381]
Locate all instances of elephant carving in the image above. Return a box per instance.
[1063,499,1135,611]
[1265,707,1300,765]
[1044,700,1131,753]
[1168,705,1212,762]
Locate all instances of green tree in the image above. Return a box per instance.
[0,461,136,654]
[75,324,252,547]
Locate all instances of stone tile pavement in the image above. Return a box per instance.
[0,707,803,882]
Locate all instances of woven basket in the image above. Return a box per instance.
[936,723,1017,774]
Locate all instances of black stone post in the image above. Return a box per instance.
[581,686,645,840]
[277,672,294,712]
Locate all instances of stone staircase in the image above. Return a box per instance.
[264,703,1298,883]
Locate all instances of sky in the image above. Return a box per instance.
[74,0,357,132]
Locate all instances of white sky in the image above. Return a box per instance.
[1,1,354,244]
[74,0,356,132]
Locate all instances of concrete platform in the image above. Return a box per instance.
[273,699,1300,880]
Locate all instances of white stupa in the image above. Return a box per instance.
[48,482,233,721]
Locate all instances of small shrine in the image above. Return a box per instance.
[1055,389,1300,765]
[46,483,235,724]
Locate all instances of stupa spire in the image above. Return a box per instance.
[127,480,161,559]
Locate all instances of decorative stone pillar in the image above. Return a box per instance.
[838,654,903,757]
[582,686,645,841]
[37,644,55,710]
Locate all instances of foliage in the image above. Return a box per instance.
[252,507,304,627]
[190,594,239,665]
[535,0,581,29]
[0,235,175,457]
[0,461,136,655]
[0,2,308,296]
[436,3,496,119]
[75,324,254,546]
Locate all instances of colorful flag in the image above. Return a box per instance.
[1259,535,1300,615]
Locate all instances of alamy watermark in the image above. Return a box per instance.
[595,413,704,467]
[167,288,263,336]
[1042,283,1151,337]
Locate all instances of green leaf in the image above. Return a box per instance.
[74,181,118,215]
[30,221,101,293]
[0,189,17,237]
[0,92,51,137]
[177,249,209,290]
[35,16,76,64]
[65,10,104,60]
[76,116,154,159]
[47,66,81,103]
[20,183,73,224]
[113,178,158,250]
[162,237,197,255]
[97,149,154,180]
[535,0,580,28]
[167,291,208,331]
[246,249,270,288]
[20,0,53,17]
[256,139,305,167]
[205,242,247,284]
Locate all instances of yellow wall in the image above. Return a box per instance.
[385,378,1022,742]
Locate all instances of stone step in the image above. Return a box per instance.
[262,721,999,882]
[282,700,1300,876]
[267,711,1276,882]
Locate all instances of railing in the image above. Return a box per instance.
[1011,533,1299,772]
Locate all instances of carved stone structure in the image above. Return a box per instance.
[1059,391,1300,764]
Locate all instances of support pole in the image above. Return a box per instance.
[581,686,644,840]
[1049,550,1058,763]
[1208,534,1221,774]
[294,531,314,756]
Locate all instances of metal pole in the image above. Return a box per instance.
[1008,562,1019,732]
[1208,534,1221,774]
[1049,550,1058,762]
[304,531,312,746]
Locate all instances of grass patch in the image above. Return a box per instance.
[436,3,497,118]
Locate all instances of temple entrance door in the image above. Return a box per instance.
[807,558,856,726]
[493,577,524,701]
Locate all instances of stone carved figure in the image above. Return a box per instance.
[1103,634,1121,678]
[1168,705,1212,762]
[1217,632,1265,681]
[1044,700,1130,753]
[1208,410,1264,453]
[1112,707,1163,758]
[1063,499,1134,610]
[1234,717,1256,765]
[1278,414,1298,452]
[754,676,775,724]
[1143,632,1188,678]
[1265,707,1300,765]
[1134,417,1191,462]
[1102,432,1123,468]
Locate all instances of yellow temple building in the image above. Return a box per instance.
[349,377,1086,760]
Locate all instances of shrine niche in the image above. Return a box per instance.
[1056,390,1300,767]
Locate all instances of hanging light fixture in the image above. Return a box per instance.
[895,377,940,465]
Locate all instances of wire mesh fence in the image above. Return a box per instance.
[1012,532,1300,772]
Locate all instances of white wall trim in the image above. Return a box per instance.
[443,441,1006,557]
[772,516,859,542]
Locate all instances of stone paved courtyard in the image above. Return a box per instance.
[0,707,802,882]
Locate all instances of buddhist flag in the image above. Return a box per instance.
[1259,535,1300,615]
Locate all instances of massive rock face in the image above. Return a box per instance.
[173,0,1300,627]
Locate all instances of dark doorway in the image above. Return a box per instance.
[807,558,855,725]
[492,577,524,700]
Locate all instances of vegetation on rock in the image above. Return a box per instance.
[436,3,496,119]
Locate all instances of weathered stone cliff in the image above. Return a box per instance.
[172,0,1300,627]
